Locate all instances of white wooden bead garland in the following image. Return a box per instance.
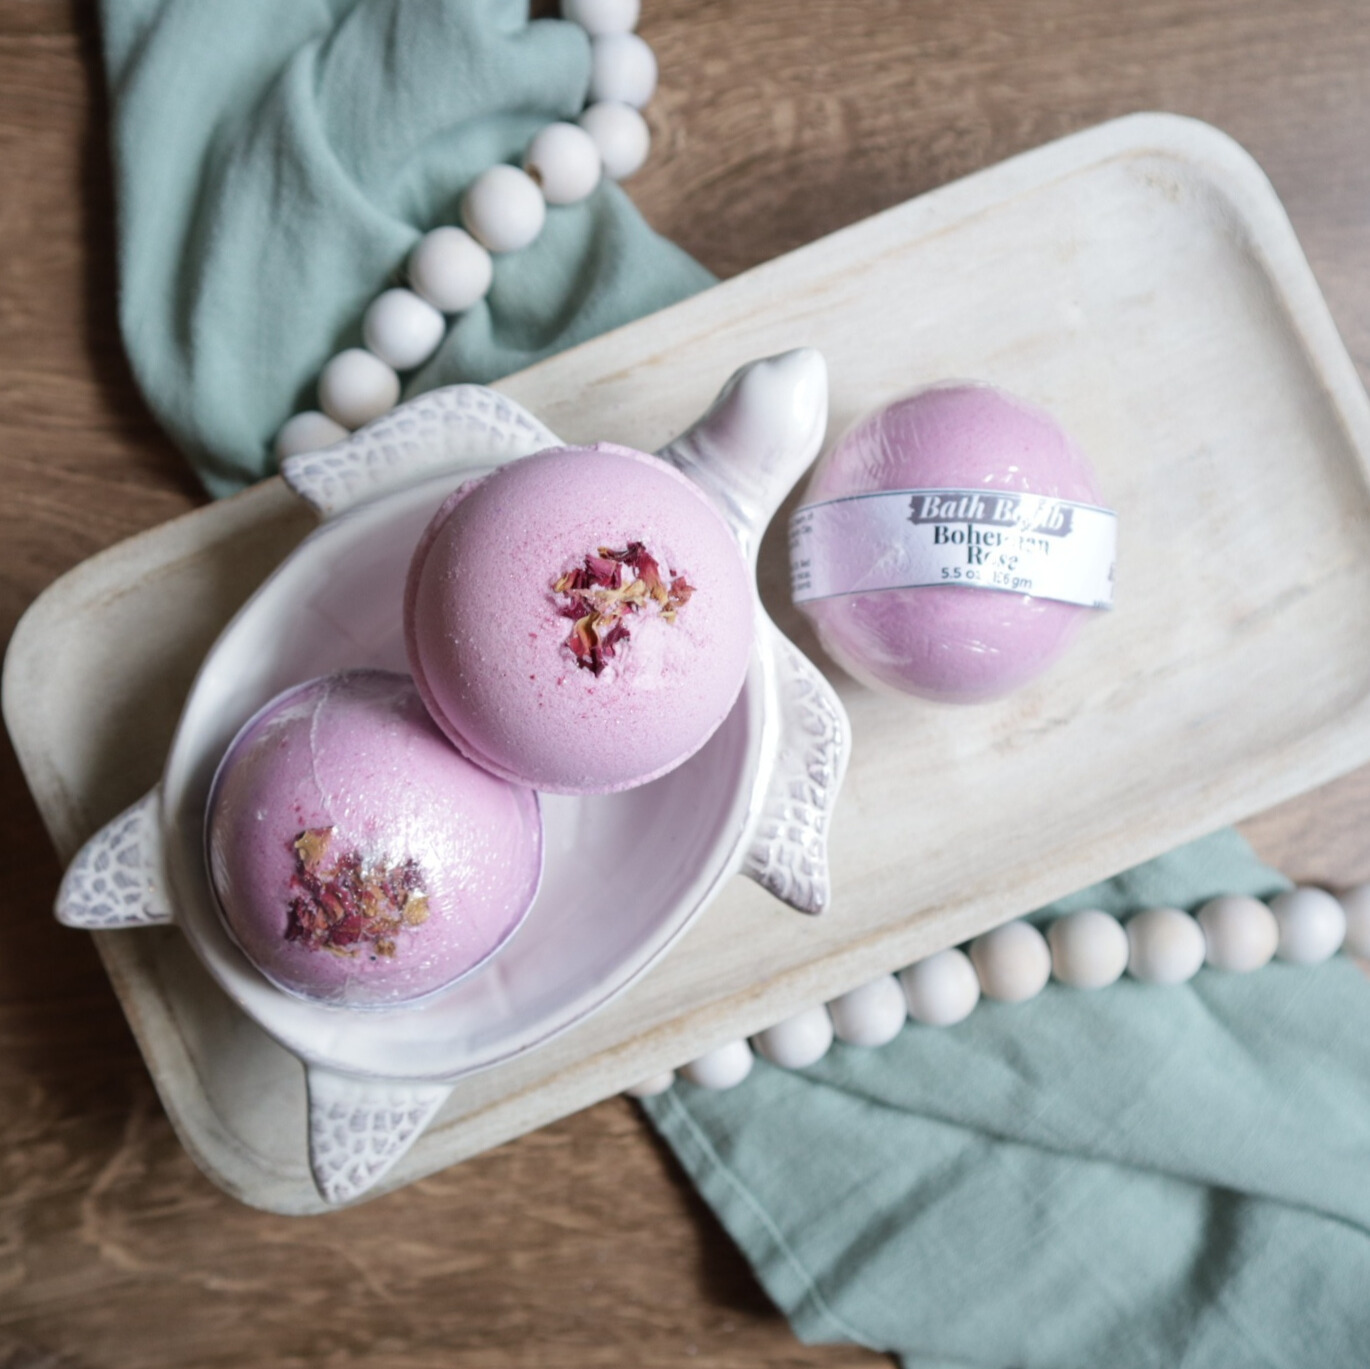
[461,164,547,254]
[629,884,1367,1095]
[524,122,603,205]
[828,974,907,1046]
[577,102,650,181]
[1196,895,1278,972]
[362,289,445,371]
[1047,908,1129,988]
[1125,906,1207,985]
[273,2,659,463]
[273,410,349,460]
[562,0,640,36]
[899,949,980,1026]
[753,1006,835,1070]
[406,226,493,314]
[317,349,400,430]
[1343,883,1370,959]
[969,921,1052,1002]
[587,32,658,107]
[679,1039,753,1091]
[623,1071,675,1098]
[1271,886,1346,964]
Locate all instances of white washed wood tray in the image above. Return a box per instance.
[8,114,1370,1213]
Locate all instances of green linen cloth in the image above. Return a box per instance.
[646,830,1370,1368]
[100,0,712,496]
[100,4,1370,1363]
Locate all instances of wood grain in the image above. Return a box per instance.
[3,1,1369,1364]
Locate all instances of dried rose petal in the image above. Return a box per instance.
[293,827,332,872]
[585,553,621,586]
[567,613,601,669]
[600,619,631,659]
[282,825,431,958]
[552,541,693,673]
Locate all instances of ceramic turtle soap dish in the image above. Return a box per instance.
[53,349,851,1206]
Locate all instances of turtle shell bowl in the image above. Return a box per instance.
[53,351,850,1204]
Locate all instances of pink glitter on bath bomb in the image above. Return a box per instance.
[799,383,1106,703]
[206,670,543,1008]
[405,443,754,795]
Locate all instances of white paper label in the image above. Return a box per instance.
[789,488,1116,608]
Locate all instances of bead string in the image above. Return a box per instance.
[627,882,1370,1095]
[273,0,656,462]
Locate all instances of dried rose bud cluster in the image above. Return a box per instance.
[552,540,694,675]
[285,825,430,959]
[406,443,754,788]
[208,671,542,1008]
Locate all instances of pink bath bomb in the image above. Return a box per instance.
[405,443,754,795]
[800,383,1104,702]
[206,670,543,1008]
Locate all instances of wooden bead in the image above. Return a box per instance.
[1125,907,1206,984]
[317,348,400,429]
[753,1006,834,1069]
[899,948,980,1025]
[578,102,650,180]
[461,165,547,254]
[408,226,493,313]
[1196,895,1279,972]
[970,921,1051,1002]
[679,1040,752,1090]
[272,410,348,461]
[1047,909,1129,988]
[1341,882,1370,959]
[524,121,602,205]
[827,975,907,1047]
[361,288,445,371]
[1271,887,1346,964]
[563,0,640,35]
[588,32,657,108]
[623,1071,674,1098]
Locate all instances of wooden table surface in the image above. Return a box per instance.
[3,1,1369,1364]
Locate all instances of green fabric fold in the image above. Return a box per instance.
[645,831,1370,1368]
[100,0,712,496]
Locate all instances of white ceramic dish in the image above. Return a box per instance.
[50,357,850,1202]
[165,468,765,1080]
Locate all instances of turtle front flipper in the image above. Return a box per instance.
[281,385,561,518]
[55,787,174,929]
[744,625,849,915]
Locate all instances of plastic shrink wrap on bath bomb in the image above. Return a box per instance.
[207,670,543,1008]
[405,443,754,795]
[790,383,1115,702]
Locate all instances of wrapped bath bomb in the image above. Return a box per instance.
[405,443,753,794]
[790,383,1115,702]
[206,670,542,1008]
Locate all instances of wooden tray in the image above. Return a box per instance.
[8,113,1370,1214]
